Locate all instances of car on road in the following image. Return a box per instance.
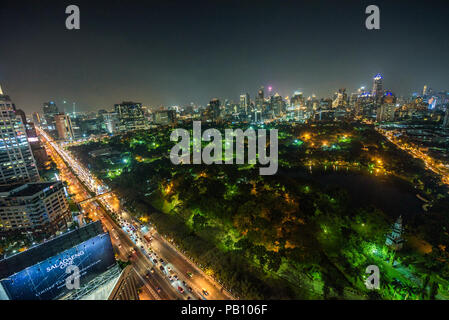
[156,287,161,293]
[178,286,184,294]
[159,265,165,272]
[202,289,209,296]
[173,274,178,280]
[187,286,193,292]
[186,271,193,278]
[152,259,158,264]
[150,267,155,274]
[186,296,191,300]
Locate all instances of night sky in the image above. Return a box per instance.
[1,0,448,113]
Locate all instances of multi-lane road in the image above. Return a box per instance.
[377,127,449,187]
[42,132,181,300]
[38,128,233,300]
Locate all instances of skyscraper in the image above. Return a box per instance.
[290,91,304,108]
[0,181,71,234]
[0,89,40,185]
[42,101,59,128]
[103,112,119,134]
[208,98,221,121]
[270,93,285,117]
[32,112,41,126]
[423,85,428,97]
[153,110,176,126]
[332,88,348,108]
[14,110,48,166]
[376,104,397,122]
[15,109,38,141]
[54,113,75,140]
[256,87,264,111]
[372,74,383,104]
[239,93,250,114]
[114,101,147,132]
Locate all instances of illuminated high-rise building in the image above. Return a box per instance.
[153,110,176,126]
[42,101,59,128]
[32,112,41,126]
[382,90,396,104]
[15,109,38,141]
[14,110,48,165]
[372,73,383,104]
[332,88,347,108]
[423,85,428,97]
[114,101,147,132]
[270,93,285,117]
[0,88,40,185]
[103,112,119,134]
[54,113,75,140]
[239,93,250,114]
[208,98,221,121]
[376,104,397,122]
[255,87,264,111]
[0,181,71,235]
[290,91,304,108]
[349,93,359,107]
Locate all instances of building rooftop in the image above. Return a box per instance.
[0,182,57,197]
[0,221,104,279]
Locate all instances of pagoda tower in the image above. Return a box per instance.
[386,215,405,250]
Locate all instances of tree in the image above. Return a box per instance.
[192,214,207,230]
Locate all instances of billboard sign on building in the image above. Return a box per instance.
[0,233,115,300]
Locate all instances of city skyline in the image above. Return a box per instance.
[2,71,447,115]
[1,0,449,113]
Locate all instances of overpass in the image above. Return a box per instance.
[79,191,114,205]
